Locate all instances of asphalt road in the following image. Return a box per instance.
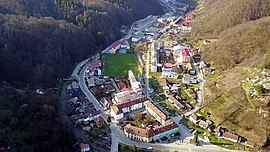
[110,124,233,152]
[78,59,108,122]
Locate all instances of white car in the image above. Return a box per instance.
[147,147,153,150]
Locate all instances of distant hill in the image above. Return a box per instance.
[192,0,270,37]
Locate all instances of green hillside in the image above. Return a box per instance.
[190,0,270,150]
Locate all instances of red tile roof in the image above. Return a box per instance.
[88,60,101,72]
[182,48,189,56]
[110,41,121,48]
[153,120,178,135]
[163,63,173,68]
[80,143,90,149]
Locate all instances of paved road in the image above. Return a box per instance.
[78,59,108,122]
[110,124,233,152]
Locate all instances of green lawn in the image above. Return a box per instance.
[103,54,140,76]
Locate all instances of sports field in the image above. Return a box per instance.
[103,54,140,76]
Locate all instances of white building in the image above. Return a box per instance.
[111,97,147,121]
[151,42,158,72]
[128,70,141,91]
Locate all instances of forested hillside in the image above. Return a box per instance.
[0,0,163,87]
[0,82,75,151]
[0,0,164,151]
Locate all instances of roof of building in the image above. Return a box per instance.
[182,48,190,56]
[174,100,185,109]
[223,132,239,141]
[145,101,167,121]
[124,120,178,138]
[111,105,121,115]
[94,116,105,127]
[114,90,144,103]
[190,114,200,121]
[199,120,208,128]
[113,97,147,114]
[124,124,154,138]
[100,97,113,108]
[163,63,173,68]
[88,60,101,72]
[80,143,90,149]
[110,41,121,48]
[153,120,178,135]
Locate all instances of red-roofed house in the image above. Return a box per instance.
[80,143,90,152]
[109,41,121,54]
[181,48,190,64]
[164,63,173,68]
[87,60,101,75]
[94,116,105,127]
[162,63,178,79]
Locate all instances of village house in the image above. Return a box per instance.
[189,114,201,124]
[181,48,190,64]
[93,116,105,127]
[124,124,154,142]
[100,97,113,109]
[144,101,168,125]
[86,60,102,76]
[120,41,130,49]
[86,77,95,87]
[222,132,240,143]
[187,89,198,100]
[124,120,179,142]
[173,100,185,110]
[162,79,170,91]
[108,41,121,54]
[198,120,209,129]
[76,108,102,124]
[162,63,178,79]
[152,120,179,141]
[167,95,178,104]
[132,35,142,42]
[80,143,90,152]
[110,97,147,121]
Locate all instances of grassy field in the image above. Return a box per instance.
[103,54,140,76]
